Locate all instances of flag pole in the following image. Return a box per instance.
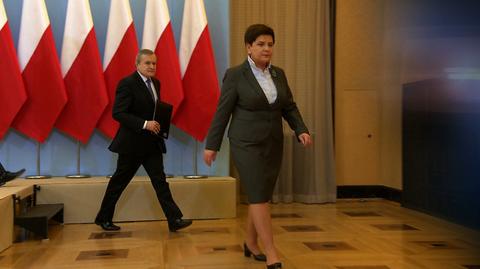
[164,152,174,178]
[106,152,114,178]
[66,140,90,178]
[184,139,207,179]
[26,142,51,179]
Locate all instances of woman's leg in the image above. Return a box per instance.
[248,202,280,264]
[245,206,261,253]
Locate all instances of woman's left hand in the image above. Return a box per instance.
[298,133,312,147]
[203,149,217,166]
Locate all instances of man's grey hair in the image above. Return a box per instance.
[136,49,155,65]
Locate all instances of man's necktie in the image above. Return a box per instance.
[146,79,157,119]
[146,79,156,102]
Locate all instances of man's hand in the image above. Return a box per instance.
[298,133,312,147]
[146,120,160,135]
[203,150,217,166]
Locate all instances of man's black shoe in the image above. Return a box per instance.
[2,168,26,181]
[95,220,121,231]
[168,219,192,232]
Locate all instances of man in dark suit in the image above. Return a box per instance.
[0,161,25,186]
[95,49,192,232]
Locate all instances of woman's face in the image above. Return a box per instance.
[247,34,274,69]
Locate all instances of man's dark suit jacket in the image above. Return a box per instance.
[108,71,166,154]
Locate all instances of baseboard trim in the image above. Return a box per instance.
[337,185,402,203]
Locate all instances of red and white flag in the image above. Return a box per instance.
[56,0,108,144]
[97,0,138,139]
[142,0,183,117]
[12,0,67,143]
[173,0,220,141]
[0,0,27,139]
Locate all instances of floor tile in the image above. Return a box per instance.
[281,225,323,232]
[76,249,129,260]
[371,224,419,231]
[343,211,382,217]
[89,231,133,239]
[304,241,356,251]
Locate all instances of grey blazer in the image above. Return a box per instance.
[206,60,308,151]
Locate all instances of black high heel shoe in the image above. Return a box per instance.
[244,242,267,261]
[267,262,282,269]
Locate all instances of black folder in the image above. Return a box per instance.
[154,101,173,139]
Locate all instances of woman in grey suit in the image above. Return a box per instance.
[204,24,312,269]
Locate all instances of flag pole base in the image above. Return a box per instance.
[25,175,51,179]
[183,175,208,179]
[104,174,172,178]
[66,174,91,179]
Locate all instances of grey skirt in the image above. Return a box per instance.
[230,136,283,203]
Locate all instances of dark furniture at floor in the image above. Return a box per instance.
[402,78,480,230]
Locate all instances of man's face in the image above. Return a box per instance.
[137,53,157,77]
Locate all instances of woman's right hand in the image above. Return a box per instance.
[203,150,217,166]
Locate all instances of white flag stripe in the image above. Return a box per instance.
[18,0,50,71]
[0,1,7,28]
[142,0,169,50]
[103,0,133,69]
[179,0,208,76]
[61,0,94,76]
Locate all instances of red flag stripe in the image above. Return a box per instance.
[97,24,138,139]
[0,22,27,139]
[56,29,108,143]
[154,23,184,116]
[173,27,220,141]
[12,27,67,142]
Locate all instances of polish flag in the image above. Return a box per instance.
[12,0,67,143]
[174,0,220,141]
[142,0,183,117]
[97,0,138,139]
[56,0,108,144]
[0,0,27,139]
